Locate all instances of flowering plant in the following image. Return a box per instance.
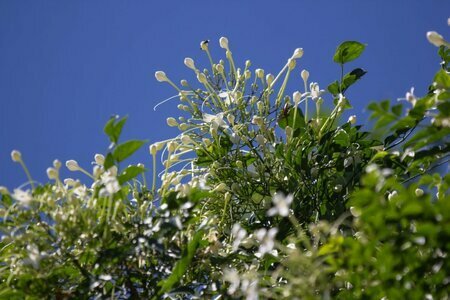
[0,26,449,299]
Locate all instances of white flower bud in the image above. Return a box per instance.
[184,57,196,70]
[179,123,189,131]
[0,186,10,194]
[200,40,209,51]
[227,114,235,125]
[46,167,58,180]
[94,154,105,166]
[53,159,61,169]
[167,117,178,127]
[66,160,80,171]
[293,91,301,105]
[427,31,446,47]
[301,69,309,83]
[287,58,296,70]
[256,134,265,145]
[415,188,424,197]
[252,115,264,126]
[285,126,293,139]
[348,115,357,124]
[155,71,168,82]
[181,135,192,145]
[180,79,188,86]
[244,70,251,80]
[215,64,224,74]
[235,160,243,168]
[11,150,22,162]
[255,68,264,79]
[266,74,274,86]
[202,138,212,146]
[388,190,398,201]
[245,60,251,68]
[197,73,208,84]
[167,141,177,152]
[212,182,227,193]
[63,178,76,186]
[291,48,304,59]
[219,37,229,49]
[149,144,158,156]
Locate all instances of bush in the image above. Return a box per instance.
[1,30,449,299]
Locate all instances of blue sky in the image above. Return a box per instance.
[0,1,449,189]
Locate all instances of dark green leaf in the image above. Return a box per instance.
[278,106,306,137]
[434,69,450,89]
[118,165,146,184]
[333,41,366,64]
[104,153,115,170]
[113,140,146,163]
[341,68,367,93]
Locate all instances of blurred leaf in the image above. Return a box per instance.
[118,165,146,184]
[434,69,450,89]
[341,68,367,93]
[278,106,306,137]
[333,41,366,64]
[104,153,115,170]
[328,81,340,96]
[113,140,146,163]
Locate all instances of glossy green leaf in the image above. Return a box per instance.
[104,115,127,144]
[333,41,366,64]
[434,69,450,89]
[113,140,146,163]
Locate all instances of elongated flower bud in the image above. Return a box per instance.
[167,117,178,127]
[197,73,208,84]
[219,37,229,50]
[53,159,61,169]
[293,91,301,105]
[291,48,304,59]
[46,167,58,180]
[11,150,22,162]
[155,71,168,82]
[255,69,264,79]
[301,69,309,83]
[200,40,209,51]
[348,115,357,124]
[66,160,80,171]
[184,57,196,70]
[266,74,274,86]
[427,31,445,47]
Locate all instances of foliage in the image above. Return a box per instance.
[0,29,449,299]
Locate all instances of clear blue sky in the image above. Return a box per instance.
[0,1,449,189]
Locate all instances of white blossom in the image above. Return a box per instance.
[12,188,32,205]
[100,171,120,195]
[203,112,228,131]
[267,192,293,217]
[255,228,278,256]
[231,223,247,252]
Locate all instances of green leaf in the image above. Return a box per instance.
[113,140,146,163]
[333,41,366,64]
[341,68,367,93]
[434,69,450,89]
[278,106,306,137]
[104,115,128,144]
[118,165,146,184]
[104,152,115,170]
[157,230,204,295]
[327,81,340,96]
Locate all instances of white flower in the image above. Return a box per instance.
[218,91,236,105]
[66,160,80,171]
[155,71,168,82]
[100,171,120,195]
[203,112,228,131]
[94,154,105,166]
[255,227,278,256]
[267,192,293,217]
[398,87,417,107]
[25,244,42,269]
[223,269,240,295]
[231,223,247,252]
[11,150,22,162]
[12,188,32,205]
[309,82,324,101]
[427,31,446,47]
